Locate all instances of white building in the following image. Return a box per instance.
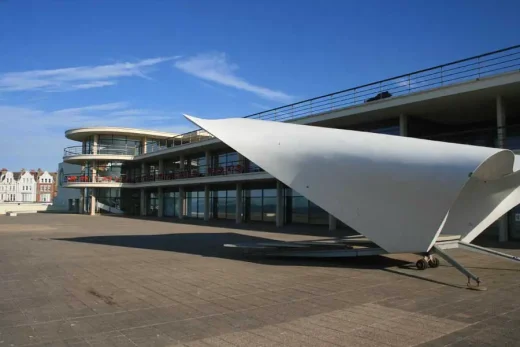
[0,171,17,202]
[16,171,37,202]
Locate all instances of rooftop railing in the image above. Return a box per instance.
[134,45,520,156]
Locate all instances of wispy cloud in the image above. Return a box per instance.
[0,102,192,170]
[251,102,273,111]
[0,57,178,92]
[175,52,293,102]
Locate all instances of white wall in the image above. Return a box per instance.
[16,171,37,202]
[53,162,82,210]
[0,203,51,215]
[0,172,17,202]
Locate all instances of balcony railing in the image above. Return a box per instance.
[133,45,520,155]
[63,145,140,157]
[61,161,265,185]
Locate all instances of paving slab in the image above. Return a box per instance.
[0,213,520,346]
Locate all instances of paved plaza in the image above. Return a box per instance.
[0,214,519,346]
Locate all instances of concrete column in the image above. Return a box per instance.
[68,199,73,212]
[79,188,85,214]
[329,214,337,231]
[92,134,99,154]
[205,150,211,176]
[236,183,243,224]
[276,180,284,227]
[141,136,147,154]
[158,187,164,217]
[89,189,96,216]
[140,162,147,181]
[497,95,508,242]
[91,161,97,183]
[178,187,185,219]
[140,188,146,216]
[204,184,210,221]
[399,114,408,137]
[179,155,185,169]
[158,159,164,174]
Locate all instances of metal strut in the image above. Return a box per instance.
[432,245,481,287]
[458,242,520,263]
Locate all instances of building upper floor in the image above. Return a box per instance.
[63,127,212,162]
[61,45,520,188]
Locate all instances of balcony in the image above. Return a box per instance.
[63,145,139,160]
[61,161,267,188]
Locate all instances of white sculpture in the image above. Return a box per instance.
[186,115,520,251]
[185,115,520,286]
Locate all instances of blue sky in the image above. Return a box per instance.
[1,0,519,170]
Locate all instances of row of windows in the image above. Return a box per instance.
[40,178,52,183]
[0,186,15,191]
[1,194,16,201]
[40,185,52,192]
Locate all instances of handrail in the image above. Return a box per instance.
[63,145,139,157]
[134,45,520,155]
[62,161,265,184]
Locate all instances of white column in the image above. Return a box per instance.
[276,180,284,227]
[140,188,146,216]
[158,187,164,217]
[91,161,97,183]
[399,114,408,137]
[204,184,210,221]
[497,95,508,242]
[329,214,337,231]
[236,183,243,224]
[178,187,185,219]
[89,189,96,216]
[141,136,147,154]
[92,134,99,154]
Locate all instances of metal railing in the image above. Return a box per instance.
[63,145,140,157]
[133,45,520,156]
[127,160,265,183]
[62,173,126,184]
[61,161,265,185]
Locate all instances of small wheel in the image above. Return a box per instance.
[416,259,428,270]
[428,257,440,268]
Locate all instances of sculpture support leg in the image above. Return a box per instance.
[432,245,480,286]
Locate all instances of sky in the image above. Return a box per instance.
[0,0,519,171]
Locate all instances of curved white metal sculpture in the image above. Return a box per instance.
[185,115,520,254]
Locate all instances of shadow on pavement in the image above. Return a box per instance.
[54,231,410,270]
[100,213,357,238]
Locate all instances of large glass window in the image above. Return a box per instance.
[163,190,179,217]
[147,191,158,216]
[244,188,279,223]
[212,189,236,220]
[186,190,205,219]
[289,189,328,225]
[98,135,141,155]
